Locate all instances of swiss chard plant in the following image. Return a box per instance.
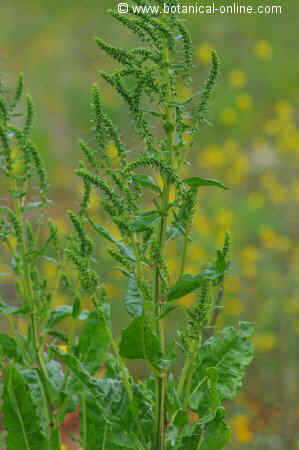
[0,2,254,449]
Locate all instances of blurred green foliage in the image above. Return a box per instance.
[1,1,298,449]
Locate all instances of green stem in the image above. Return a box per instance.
[106,323,146,448]
[177,339,198,408]
[11,180,61,448]
[154,41,176,450]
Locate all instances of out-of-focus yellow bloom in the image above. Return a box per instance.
[259,227,278,249]
[177,293,195,308]
[223,138,240,154]
[285,297,299,314]
[60,445,67,450]
[248,192,265,209]
[242,263,257,279]
[259,227,290,251]
[275,101,293,121]
[230,415,253,443]
[193,212,210,236]
[241,246,259,264]
[228,70,247,88]
[52,294,69,308]
[216,209,234,229]
[199,145,226,168]
[106,142,118,159]
[254,40,272,60]
[220,107,237,125]
[188,245,207,264]
[105,282,121,299]
[58,344,68,353]
[226,298,244,315]
[195,42,214,64]
[236,93,252,110]
[252,333,277,351]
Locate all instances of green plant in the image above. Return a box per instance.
[0,3,254,449]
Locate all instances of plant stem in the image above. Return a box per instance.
[154,41,177,450]
[106,321,146,448]
[11,179,61,448]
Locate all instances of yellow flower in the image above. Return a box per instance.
[200,145,226,168]
[228,70,247,88]
[242,263,257,279]
[275,100,293,121]
[196,43,214,64]
[193,212,210,237]
[216,209,234,229]
[254,40,272,60]
[226,298,244,316]
[241,246,259,264]
[58,344,68,353]
[220,107,237,125]
[230,415,253,443]
[105,282,121,299]
[106,142,118,159]
[252,333,277,351]
[177,293,196,308]
[259,227,278,248]
[236,93,252,110]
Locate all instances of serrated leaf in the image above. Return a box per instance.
[124,276,143,317]
[119,316,161,365]
[184,176,228,190]
[197,322,254,401]
[77,309,111,373]
[3,364,49,450]
[190,368,221,425]
[130,210,160,232]
[197,409,231,450]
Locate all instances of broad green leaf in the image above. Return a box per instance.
[184,176,228,190]
[133,175,161,193]
[88,217,135,260]
[3,364,49,450]
[168,265,225,301]
[197,409,231,450]
[124,276,143,317]
[78,309,111,373]
[119,316,161,364]
[0,333,21,361]
[46,305,88,328]
[198,322,254,401]
[167,274,202,301]
[50,346,103,400]
[130,210,160,232]
[190,368,221,425]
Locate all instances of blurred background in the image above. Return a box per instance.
[1,0,298,449]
